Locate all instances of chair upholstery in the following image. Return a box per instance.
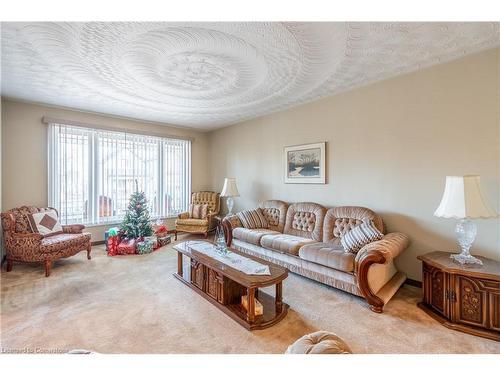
[283,202,326,241]
[298,242,355,273]
[175,191,220,238]
[260,233,315,256]
[322,206,385,245]
[232,227,281,246]
[258,200,288,232]
[1,206,91,276]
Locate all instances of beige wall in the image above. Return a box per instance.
[209,48,500,281]
[1,99,211,240]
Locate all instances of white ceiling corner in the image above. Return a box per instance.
[1,22,499,130]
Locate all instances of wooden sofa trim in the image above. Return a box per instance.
[354,249,386,313]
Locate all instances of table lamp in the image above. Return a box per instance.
[221,178,240,216]
[434,175,497,266]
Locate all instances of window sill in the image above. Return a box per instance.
[77,216,179,229]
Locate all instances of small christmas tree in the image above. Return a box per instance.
[120,181,153,239]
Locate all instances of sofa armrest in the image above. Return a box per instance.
[178,212,189,219]
[354,232,410,313]
[355,232,410,265]
[221,214,242,246]
[62,224,85,234]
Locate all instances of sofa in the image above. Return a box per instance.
[222,200,410,313]
[175,191,220,239]
[1,206,92,277]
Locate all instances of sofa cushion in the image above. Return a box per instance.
[232,227,281,246]
[175,218,208,227]
[261,234,315,256]
[283,202,326,241]
[323,206,385,244]
[259,200,288,232]
[298,242,355,273]
[236,208,269,229]
[340,221,384,254]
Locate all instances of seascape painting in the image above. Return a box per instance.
[284,142,326,184]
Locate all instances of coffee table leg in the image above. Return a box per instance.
[276,282,283,312]
[247,288,255,323]
[177,252,183,277]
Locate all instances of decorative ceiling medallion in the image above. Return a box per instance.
[1,22,499,130]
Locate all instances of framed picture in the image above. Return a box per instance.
[284,142,326,184]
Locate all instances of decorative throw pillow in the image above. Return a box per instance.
[237,208,269,229]
[340,221,383,253]
[28,210,64,237]
[189,204,208,219]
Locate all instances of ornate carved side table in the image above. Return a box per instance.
[417,251,500,341]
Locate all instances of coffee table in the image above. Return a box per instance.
[173,241,289,330]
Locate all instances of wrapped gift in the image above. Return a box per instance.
[137,240,154,254]
[144,236,159,250]
[104,227,120,252]
[116,238,137,255]
[107,236,121,256]
[154,222,168,235]
[157,235,171,247]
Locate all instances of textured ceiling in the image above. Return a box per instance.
[2,22,500,130]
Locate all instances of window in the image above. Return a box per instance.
[48,123,191,225]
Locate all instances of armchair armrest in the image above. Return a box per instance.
[4,232,44,259]
[62,224,85,234]
[354,232,410,313]
[177,212,189,219]
[221,214,242,246]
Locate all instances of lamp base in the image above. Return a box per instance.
[450,253,483,266]
[450,219,482,267]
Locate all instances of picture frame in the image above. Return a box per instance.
[284,142,326,184]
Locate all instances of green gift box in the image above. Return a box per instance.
[136,240,154,254]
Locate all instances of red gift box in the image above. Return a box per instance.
[116,239,137,255]
[107,236,120,256]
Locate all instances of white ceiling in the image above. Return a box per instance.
[2,22,499,130]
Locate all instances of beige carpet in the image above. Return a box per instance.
[1,235,499,354]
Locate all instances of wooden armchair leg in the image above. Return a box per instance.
[87,243,92,260]
[6,259,13,272]
[44,260,52,277]
[204,232,208,239]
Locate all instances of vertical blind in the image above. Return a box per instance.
[48,123,191,225]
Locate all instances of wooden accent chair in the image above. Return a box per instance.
[174,192,220,239]
[1,206,92,277]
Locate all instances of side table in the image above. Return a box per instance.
[417,251,500,341]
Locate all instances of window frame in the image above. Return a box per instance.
[48,122,192,227]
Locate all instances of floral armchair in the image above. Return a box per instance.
[174,192,220,239]
[1,206,92,277]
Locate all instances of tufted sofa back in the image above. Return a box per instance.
[1,206,58,234]
[323,206,385,244]
[283,202,326,241]
[191,191,220,214]
[258,200,288,232]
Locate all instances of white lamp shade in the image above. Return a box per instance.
[221,178,240,197]
[434,175,497,219]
